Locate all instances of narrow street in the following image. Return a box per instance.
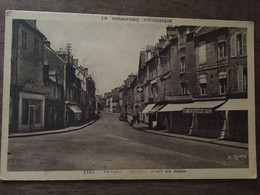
[7,111,248,171]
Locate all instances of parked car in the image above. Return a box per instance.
[119,114,127,121]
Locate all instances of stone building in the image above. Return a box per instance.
[136,26,248,142]
[216,27,248,142]
[10,20,46,133]
[85,75,96,120]
[9,19,96,133]
[43,41,65,130]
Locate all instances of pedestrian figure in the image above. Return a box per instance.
[133,115,136,123]
[136,114,140,123]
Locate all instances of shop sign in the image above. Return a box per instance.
[183,108,212,114]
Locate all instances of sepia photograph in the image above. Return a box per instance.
[0,10,256,180]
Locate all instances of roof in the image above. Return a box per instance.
[195,27,221,37]
[19,20,46,38]
[139,51,147,67]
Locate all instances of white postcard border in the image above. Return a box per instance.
[1,10,256,180]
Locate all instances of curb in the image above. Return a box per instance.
[132,124,248,150]
[9,120,96,138]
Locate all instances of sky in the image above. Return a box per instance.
[37,19,168,95]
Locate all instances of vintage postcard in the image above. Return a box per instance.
[0,10,256,180]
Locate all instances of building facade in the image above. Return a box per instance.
[110,25,248,143]
[9,20,96,133]
[10,20,46,133]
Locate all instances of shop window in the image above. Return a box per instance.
[219,78,227,94]
[21,30,27,50]
[198,43,206,64]
[217,41,226,60]
[22,99,29,124]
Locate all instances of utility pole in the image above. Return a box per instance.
[64,43,72,127]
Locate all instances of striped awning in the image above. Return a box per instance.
[149,104,165,113]
[216,99,248,111]
[68,105,82,114]
[183,101,225,114]
[159,103,193,112]
[142,104,156,114]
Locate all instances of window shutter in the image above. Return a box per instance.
[237,68,243,92]
[231,34,236,57]
[242,32,247,56]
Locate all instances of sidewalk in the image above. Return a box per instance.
[132,122,248,150]
[9,120,96,138]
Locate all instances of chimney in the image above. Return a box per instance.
[73,59,79,67]
[44,40,51,47]
[83,68,88,76]
[166,26,177,40]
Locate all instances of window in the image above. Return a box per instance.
[180,57,186,73]
[34,38,39,56]
[22,99,42,125]
[198,43,206,64]
[34,100,42,124]
[198,75,207,95]
[22,99,29,124]
[200,83,207,95]
[152,85,158,99]
[21,30,27,50]
[217,41,226,60]
[236,34,243,55]
[219,78,227,94]
[180,83,187,95]
[237,68,247,92]
[231,32,247,57]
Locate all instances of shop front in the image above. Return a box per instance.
[148,104,165,129]
[18,92,45,132]
[158,103,193,134]
[183,100,225,138]
[141,103,155,124]
[66,103,82,126]
[216,99,248,142]
[45,99,64,130]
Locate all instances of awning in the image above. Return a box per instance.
[216,99,248,111]
[141,104,156,114]
[68,105,82,114]
[159,103,193,112]
[183,101,225,114]
[149,104,165,114]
